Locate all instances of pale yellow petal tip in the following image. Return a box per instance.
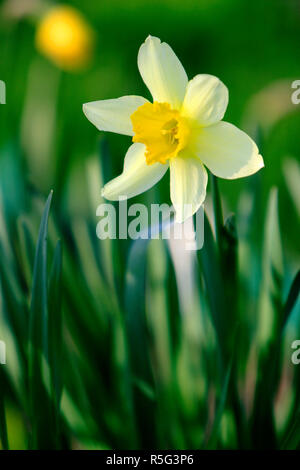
[145,35,160,43]
[250,153,265,174]
[101,185,119,201]
[174,203,204,224]
[101,186,111,200]
[140,35,161,53]
[228,151,265,179]
[82,103,88,115]
[174,212,185,224]
[82,102,94,123]
[174,209,193,224]
[259,154,265,169]
[82,102,98,129]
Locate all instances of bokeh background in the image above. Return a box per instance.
[0,0,299,450]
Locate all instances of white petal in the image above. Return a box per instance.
[170,153,208,223]
[138,36,188,109]
[195,121,264,179]
[83,96,148,136]
[181,74,228,126]
[102,143,169,200]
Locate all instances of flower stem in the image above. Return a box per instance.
[211,173,223,254]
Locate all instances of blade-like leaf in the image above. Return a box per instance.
[196,212,226,362]
[125,237,157,448]
[28,191,53,449]
[205,357,233,449]
[282,270,300,330]
[257,187,283,345]
[48,239,63,447]
[251,188,284,449]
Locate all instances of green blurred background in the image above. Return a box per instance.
[0,0,299,450]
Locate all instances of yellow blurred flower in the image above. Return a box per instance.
[35,5,94,70]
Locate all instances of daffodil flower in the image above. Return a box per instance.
[83,36,264,222]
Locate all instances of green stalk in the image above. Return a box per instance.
[211,173,223,255]
[210,172,249,448]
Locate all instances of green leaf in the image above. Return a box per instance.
[222,214,239,347]
[16,217,35,288]
[205,353,233,449]
[196,212,226,362]
[282,270,300,329]
[257,187,283,346]
[28,190,53,449]
[48,240,63,447]
[281,406,300,450]
[124,237,157,448]
[251,189,284,449]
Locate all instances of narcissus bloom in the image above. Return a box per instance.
[83,36,264,222]
[36,6,94,70]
